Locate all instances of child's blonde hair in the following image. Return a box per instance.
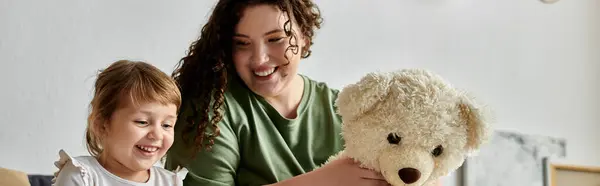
[85,60,182,157]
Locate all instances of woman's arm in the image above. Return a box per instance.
[264,157,390,186]
[266,161,445,186]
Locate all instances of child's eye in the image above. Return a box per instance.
[161,124,173,129]
[135,121,148,125]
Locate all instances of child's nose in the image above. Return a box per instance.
[147,126,163,140]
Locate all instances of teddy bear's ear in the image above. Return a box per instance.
[457,95,492,155]
[335,71,392,121]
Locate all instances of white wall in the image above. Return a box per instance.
[1,0,598,185]
[0,0,217,174]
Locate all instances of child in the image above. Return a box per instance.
[52,60,183,186]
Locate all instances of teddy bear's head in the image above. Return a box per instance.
[335,69,490,186]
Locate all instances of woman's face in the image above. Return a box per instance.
[232,4,306,98]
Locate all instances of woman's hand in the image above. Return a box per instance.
[267,156,390,186]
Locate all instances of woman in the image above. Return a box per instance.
[165,0,442,186]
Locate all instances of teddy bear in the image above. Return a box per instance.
[326,68,492,186]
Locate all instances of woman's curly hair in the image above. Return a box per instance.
[172,0,323,156]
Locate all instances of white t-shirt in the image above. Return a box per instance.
[52,149,183,186]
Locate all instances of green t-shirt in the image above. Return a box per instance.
[165,74,344,186]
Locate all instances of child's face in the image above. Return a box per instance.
[101,100,177,172]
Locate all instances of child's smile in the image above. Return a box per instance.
[135,144,161,157]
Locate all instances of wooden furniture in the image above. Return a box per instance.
[0,167,31,186]
[543,157,600,186]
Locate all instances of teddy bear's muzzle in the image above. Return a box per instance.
[378,147,434,186]
[398,167,421,184]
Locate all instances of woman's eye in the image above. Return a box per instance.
[234,40,250,46]
[268,37,284,43]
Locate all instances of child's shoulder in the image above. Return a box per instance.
[51,149,96,186]
[150,166,185,185]
[51,149,185,186]
[58,149,98,166]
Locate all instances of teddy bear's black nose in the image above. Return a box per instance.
[398,167,421,184]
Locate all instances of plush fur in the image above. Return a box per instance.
[325,69,492,186]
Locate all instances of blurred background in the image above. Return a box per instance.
[1,0,598,185]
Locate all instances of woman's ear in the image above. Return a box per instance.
[336,72,392,121]
[300,36,311,58]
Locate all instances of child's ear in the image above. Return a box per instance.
[93,119,110,137]
[335,72,392,121]
[457,96,491,155]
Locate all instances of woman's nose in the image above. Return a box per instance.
[251,43,270,65]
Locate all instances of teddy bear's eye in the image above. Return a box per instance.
[432,145,444,157]
[387,133,401,144]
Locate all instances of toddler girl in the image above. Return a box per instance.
[52,60,183,186]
